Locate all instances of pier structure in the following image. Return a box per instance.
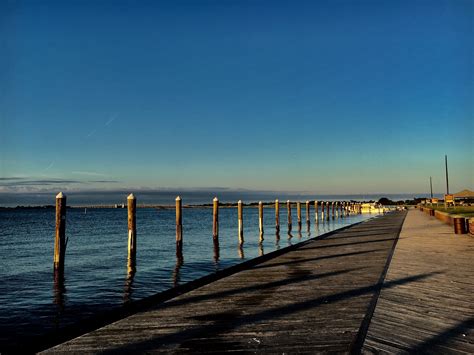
[41,209,474,353]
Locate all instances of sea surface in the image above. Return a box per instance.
[0,206,380,351]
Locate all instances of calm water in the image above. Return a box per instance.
[0,206,377,350]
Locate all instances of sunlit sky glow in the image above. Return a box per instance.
[1,0,472,203]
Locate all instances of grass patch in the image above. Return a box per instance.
[428,205,474,218]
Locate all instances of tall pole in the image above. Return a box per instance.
[430,176,433,199]
[445,155,449,194]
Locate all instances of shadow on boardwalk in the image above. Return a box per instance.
[101,272,438,354]
[43,211,421,354]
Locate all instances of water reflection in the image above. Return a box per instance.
[123,257,136,304]
[173,255,183,287]
[258,243,264,256]
[53,269,66,310]
[213,238,220,264]
[176,241,183,260]
[238,244,245,259]
[306,221,311,236]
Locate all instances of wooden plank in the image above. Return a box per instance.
[362,209,474,354]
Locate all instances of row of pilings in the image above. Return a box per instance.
[53,192,363,277]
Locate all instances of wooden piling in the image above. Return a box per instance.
[287,200,292,232]
[331,201,335,219]
[297,202,302,231]
[127,193,137,262]
[326,201,330,220]
[314,200,319,223]
[54,192,67,272]
[176,196,183,253]
[320,201,324,221]
[258,201,264,241]
[238,200,244,245]
[212,197,219,239]
[306,200,310,226]
[275,199,280,234]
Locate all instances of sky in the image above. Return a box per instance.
[1,0,473,204]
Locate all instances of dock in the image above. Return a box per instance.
[42,210,473,354]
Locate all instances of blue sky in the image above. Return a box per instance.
[1,0,472,201]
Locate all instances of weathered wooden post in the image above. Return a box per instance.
[314,200,319,223]
[258,201,264,242]
[54,192,67,273]
[176,196,183,256]
[326,201,330,220]
[320,200,325,221]
[305,201,310,227]
[238,200,244,245]
[212,197,219,239]
[127,193,137,263]
[287,200,292,232]
[331,201,335,219]
[275,199,280,234]
[297,202,302,231]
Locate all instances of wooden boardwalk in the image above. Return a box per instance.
[44,212,408,354]
[42,210,474,354]
[363,209,474,354]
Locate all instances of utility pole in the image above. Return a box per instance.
[430,176,433,199]
[445,155,449,194]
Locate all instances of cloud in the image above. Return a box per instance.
[41,161,55,173]
[0,177,26,181]
[86,129,97,138]
[0,179,83,186]
[0,177,121,195]
[72,171,106,177]
[89,180,119,183]
[105,113,118,126]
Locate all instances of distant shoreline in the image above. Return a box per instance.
[0,198,420,210]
